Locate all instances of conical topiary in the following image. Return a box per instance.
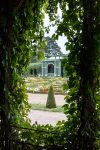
[46,85,56,108]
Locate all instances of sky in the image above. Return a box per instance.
[44,14,68,54]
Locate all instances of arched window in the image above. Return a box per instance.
[48,64,54,73]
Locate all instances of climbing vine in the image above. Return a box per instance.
[0,0,47,148]
[0,0,100,149]
[47,0,100,149]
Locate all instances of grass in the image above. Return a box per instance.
[31,103,63,112]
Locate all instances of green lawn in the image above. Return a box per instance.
[31,103,63,112]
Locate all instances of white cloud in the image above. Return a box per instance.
[56,36,68,54]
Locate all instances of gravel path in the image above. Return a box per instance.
[28,110,66,126]
[28,93,66,106]
[28,93,66,126]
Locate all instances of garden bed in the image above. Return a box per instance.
[25,77,67,94]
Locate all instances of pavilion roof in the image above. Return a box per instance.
[45,37,64,58]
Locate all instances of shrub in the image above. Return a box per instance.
[46,85,56,108]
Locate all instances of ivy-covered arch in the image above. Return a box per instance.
[0,0,100,149]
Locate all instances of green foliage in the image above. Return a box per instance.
[8,75,31,125]
[0,0,100,149]
[47,1,100,149]
[46,85,56,108]
[6,0,48,125]
[47,1,82,148]
[17,121,68,149]
[0,2,48,144]
[28,62,42,70]
[7,1,45,125]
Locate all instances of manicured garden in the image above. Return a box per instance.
[25,77,67,94]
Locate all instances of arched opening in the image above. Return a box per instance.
[30,69,33,75]
[48,64,54,73]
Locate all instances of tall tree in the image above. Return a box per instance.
[0,0,46,149]
[0,1,25,149]
[47,0,100,149]
[78,0,100,149]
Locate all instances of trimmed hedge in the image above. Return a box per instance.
[46,85,56,108]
